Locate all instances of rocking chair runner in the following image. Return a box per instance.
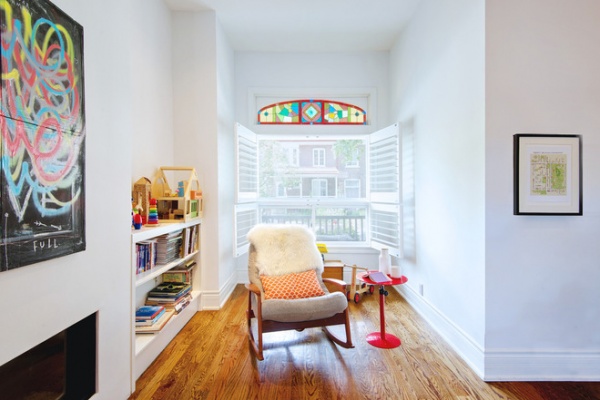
[245,224,354,360]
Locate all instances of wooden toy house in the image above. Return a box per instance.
[151,166,203,222]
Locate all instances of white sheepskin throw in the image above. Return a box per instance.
[247,224,324,276]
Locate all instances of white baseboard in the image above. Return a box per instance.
[395,284,600,381]
[200,273,237,310]
[237,268,249,285]
[484,349,600,381]
[394,284,485,378]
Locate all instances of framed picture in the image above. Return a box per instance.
[514,134,582,215]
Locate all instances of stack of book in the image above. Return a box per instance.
[156,230,183,265]
[145,281,192,314]
[135,305,173,334]
[161,260,195,284]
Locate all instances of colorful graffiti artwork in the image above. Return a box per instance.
[0,0,85,271]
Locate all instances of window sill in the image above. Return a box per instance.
[323,245,379,255]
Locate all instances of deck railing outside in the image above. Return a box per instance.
[260,215,366,241]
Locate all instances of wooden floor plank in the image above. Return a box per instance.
[129,285,600,400]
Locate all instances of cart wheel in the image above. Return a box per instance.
[369,285,375,294]
[346,290,351,301]
[354,293,361,303]
[361,283,366,289]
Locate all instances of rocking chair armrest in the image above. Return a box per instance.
[322,277,346,291]
[246,283,262,297]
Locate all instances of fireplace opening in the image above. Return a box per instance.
[0,312,97,399]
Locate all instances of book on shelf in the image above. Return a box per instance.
[135,305,165,320]
[135,239,157,274]
[155,230,184,264]
[146,293,192,314]
[162,260,196,284]
[182,225,199,256]
[147,282,191,300]
[173,294,192,313]
[135,310,174,334]
[135,308,166,326]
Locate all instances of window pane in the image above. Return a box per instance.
[259,138,365,200]
[344,179,360,198]
[313,148,325,167]
[258,205,367,242]
[311,179,328,196]
[259,206,311,226]
[315,207,366,241]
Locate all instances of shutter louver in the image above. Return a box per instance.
[369,124,402,257]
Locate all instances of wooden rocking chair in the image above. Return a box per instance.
[245,224,353,360]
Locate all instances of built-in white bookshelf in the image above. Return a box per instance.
[130,218,201,387]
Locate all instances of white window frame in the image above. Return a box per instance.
[313,148,326,167]
[344,179,360,198]
[234,123,401,256]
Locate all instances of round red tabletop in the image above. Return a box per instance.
[357,271,408,286]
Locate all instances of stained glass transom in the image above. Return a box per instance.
[258,100,366,125]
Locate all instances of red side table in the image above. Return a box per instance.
[357,271,408,349]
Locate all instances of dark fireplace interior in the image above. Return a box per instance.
[0,312,97,400]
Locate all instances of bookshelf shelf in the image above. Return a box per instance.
[135,251,198,288]
[130,219,201,388]
[134,290,201,378]
[131,217,201,242]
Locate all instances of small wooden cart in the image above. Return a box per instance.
[345,263,374,303]
[322,261,374,303]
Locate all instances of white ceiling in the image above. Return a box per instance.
[164,0,422,52]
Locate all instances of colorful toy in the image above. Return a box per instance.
[133,210,143,230]
[151,166,203,222]
[345,264,373,303]
[147,198,159,225]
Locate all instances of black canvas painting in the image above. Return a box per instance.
[0,0,85,271]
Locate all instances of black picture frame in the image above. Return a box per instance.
[514,134,582,216]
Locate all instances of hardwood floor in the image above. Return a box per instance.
[129,285,600,400]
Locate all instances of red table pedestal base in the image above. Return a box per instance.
[357,272,408,350]
[366,332,401,349]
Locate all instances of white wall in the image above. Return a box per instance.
[216,19,237,301]
[485,0,600,380]
[0,0,143,397]
[172,11,236,309]
[389,0,486,375]
[131,0,175,179]
[234,52,390,129]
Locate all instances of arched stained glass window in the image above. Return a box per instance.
[258,100,366,125]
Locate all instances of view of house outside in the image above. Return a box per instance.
[258,138,367,241]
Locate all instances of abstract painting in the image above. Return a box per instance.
[0,0,85,271]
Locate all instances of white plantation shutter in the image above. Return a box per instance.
[234,123,259,256]
[370,123,400,204]
[234,203,258,257]
[235,123,258,203]
[369,124,402,257]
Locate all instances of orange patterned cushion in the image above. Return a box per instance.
[260,270,325,300]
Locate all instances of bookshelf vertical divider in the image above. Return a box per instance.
[130,218,201,389]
